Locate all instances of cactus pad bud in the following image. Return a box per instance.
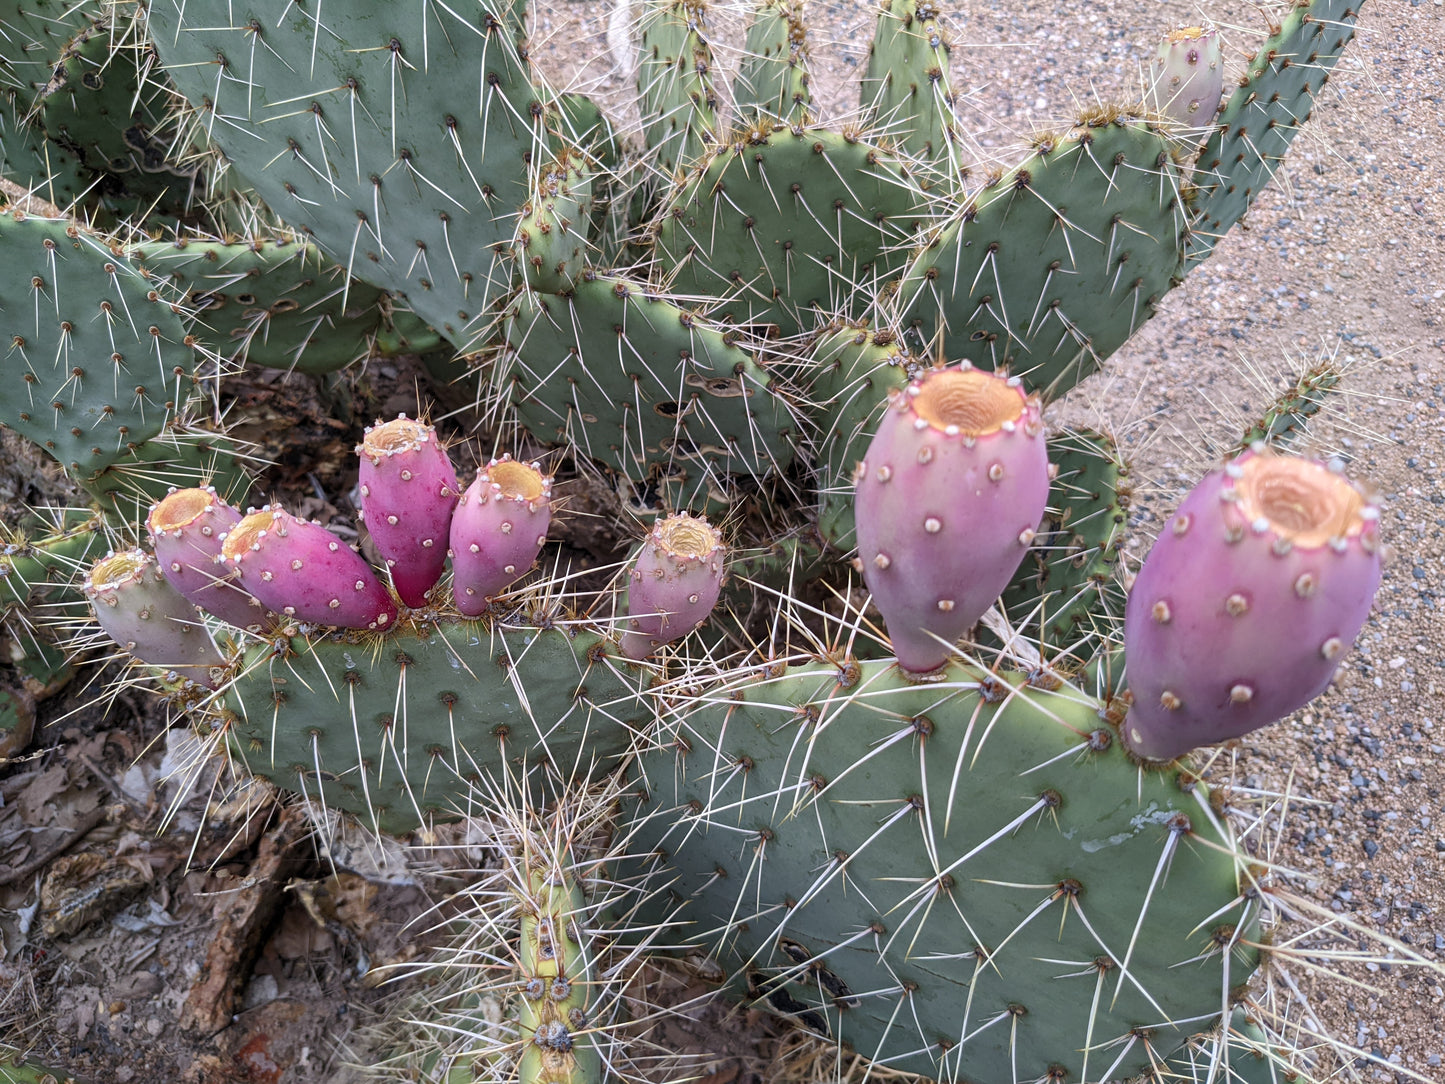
[449,457,553,617]
[855,364,1051,675]
[621,514,726,660]
[147,487,265,630]
[1147,26,1224,128]
[221,507,396,631]
[1122,448,1382,761]
[357,415,460,608]
[84,550,225,683]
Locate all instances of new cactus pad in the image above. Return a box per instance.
[1122,448,1382,761]
[855,364,1050,674]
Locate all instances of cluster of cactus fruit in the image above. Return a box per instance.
[0,0,1413,1082]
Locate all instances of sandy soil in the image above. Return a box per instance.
[2,0,1441,1081]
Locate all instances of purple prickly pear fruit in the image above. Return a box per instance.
[147,487,267,630]
[221,507,397,631]
[449,457,552,617]
[1147,26,1224,128]
[84,549,225,684]
[357,416,460,608]
[1122,448,1383,762]
[855,364,1050,676]
[620,513,725,661]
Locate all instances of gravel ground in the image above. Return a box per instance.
[533,0,1445,1078]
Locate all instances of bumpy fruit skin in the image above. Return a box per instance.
[449,457,552,617]
[621,514,726,660]
[84,550,225,683]
[357,416,460,608]
[854,364,1051,674]
[1122,448,1382,761]
[1148,26,1225,128]
[221,507,397,631]
[147,487,265,631]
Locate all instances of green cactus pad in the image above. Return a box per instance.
[22,15,202,216]
[736,0,811,125]
[85,423,254,523]
[891,111,1188,400]
[626,657,1259,1082]
[516,148,597,293]
[995,429,1129,660]
[1188,0,1364,268]
[1,92,93,210]
[0,0,102,116]
[804,320,915,550]
[861,0,961,172]
[637,0,722,181]
[0,210,213,496]
[504,273,798,489]
[130,235,386,374]
[1230,349,1347,455]
[652,124,927,339]
[1155,1010,1305,1084]
[0,508,106,609]
[221,619,652,835]
[147,0,549,350]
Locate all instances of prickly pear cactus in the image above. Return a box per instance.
[0,1,1411,1082]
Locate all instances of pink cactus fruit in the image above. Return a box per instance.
[84,549,225,684]
[1147,26,1225,128]
[1122,448,1383,762]
[221,506,397,631]
[854,364,1051,676]
[147,487,267,630]
[449,457,552,617]
[357,415,459,608]
[620,513,726,661]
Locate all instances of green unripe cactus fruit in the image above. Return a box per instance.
[84,549,225,683]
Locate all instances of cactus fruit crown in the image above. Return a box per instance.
[85,550,149,593]
[647,514,723,562]
[148,489,216,535]
[899,365,1029,435]
[359,416,436,460]
[1232,451,1369,546]
[487,460,548,503]
[220,510,278,560]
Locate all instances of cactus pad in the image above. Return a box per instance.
[1189,0,1364,268]
[891,112,1189,399]
[505,273,798,490]
[653,124,926,338]
[222,620,652,834]
[146,0,550,348]
[627,657,1259,1082]
[0,210,211,500]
